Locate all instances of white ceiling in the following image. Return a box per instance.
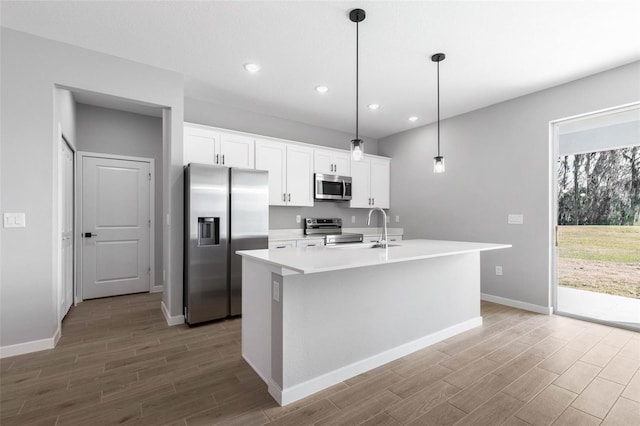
[2,1,639,139]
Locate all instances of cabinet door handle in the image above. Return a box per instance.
[368,198,371,205]
[372,197,375,205]
[276,245,286,249]
[215,154,219,164]
[288,193,291,202]
[283,193,286,202]
[222,155,225,165]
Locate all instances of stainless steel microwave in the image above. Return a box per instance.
[314,173,352,201]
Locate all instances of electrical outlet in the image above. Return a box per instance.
[351,216,356,223]
[508,214,524,225]
[272,281,280,302]
[395,215,400,223]
[386,216,390,223]
[495,266,503,276]
[296,215,301,224]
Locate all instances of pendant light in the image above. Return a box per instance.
[432,52,446,173]
[350,8,366,161]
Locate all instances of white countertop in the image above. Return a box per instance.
[237,239,511,274]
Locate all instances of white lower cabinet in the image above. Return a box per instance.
[350,156,390,209]
[296,238,324,248]
[364,234,403,244]
[255,139,313,207]
[269,240,296,249]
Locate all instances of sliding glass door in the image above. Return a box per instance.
[553,104,640,330]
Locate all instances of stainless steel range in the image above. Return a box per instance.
[304,218,363,245]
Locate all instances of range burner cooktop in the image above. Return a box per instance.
[304,218,364,245]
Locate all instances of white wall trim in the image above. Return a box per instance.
[0,327,61,359]
[270,316,482,406]
[482,293,553,315]
[161,300,184,326]
[151,285,163,293]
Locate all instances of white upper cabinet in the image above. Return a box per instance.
[314,148,351,176]
[255,139,314,207]
[349,156,390,209]
[219,133,255,168]
[184,123,389,208]
[184,123,254,169]
[184,125,217,165]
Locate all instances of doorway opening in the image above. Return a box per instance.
[551,103,640,330]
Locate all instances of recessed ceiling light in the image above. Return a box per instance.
[368,104,380,110]
[244,63,260,73]
[408,116,419,122]
[315,86,329,94]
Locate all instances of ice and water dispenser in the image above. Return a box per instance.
[197,217,220,246]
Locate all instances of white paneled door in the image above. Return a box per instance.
[81,156,151,299]
[59,138,74,320]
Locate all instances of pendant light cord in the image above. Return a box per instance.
[356,20,359,141]
[436,59,440,157]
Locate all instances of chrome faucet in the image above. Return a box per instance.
[367,207,388,248]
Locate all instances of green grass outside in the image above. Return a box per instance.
[558,225,640,298]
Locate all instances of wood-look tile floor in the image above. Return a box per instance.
[1,293,639,426]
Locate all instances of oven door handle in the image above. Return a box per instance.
[342,180,346,199]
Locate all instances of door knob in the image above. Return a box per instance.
[84,232,97,238]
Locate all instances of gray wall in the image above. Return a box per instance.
[0,28,184,349]
[185,97,383,229]
[379,61,640,311]
[76,104,164,286]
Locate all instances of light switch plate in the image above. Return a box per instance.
[508,214,524,225]
[272,281,280,302]
[3,213,26,228]
[295,215,301,224]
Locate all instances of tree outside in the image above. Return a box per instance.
[557,146,640,299]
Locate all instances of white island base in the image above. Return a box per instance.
[238,240,510,406]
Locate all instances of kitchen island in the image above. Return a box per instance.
[237,239,511,406]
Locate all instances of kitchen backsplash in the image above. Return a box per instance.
[269,203,393,229]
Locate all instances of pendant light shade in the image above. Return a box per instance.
[350,9,366,161]
[432,52,446,173]
[351,138,364,161]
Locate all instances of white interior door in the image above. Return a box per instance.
[59,138,74,319]
[81,156,151,299]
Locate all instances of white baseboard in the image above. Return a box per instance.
[270,316,482,406]
[161,300,184,326]
[151,285,163,294]
[481,293,553,315]
[0,326,61,359]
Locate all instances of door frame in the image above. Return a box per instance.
[76,151,156,302]
[549,101,640,324]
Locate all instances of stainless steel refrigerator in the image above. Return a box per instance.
[184,163,268,325]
